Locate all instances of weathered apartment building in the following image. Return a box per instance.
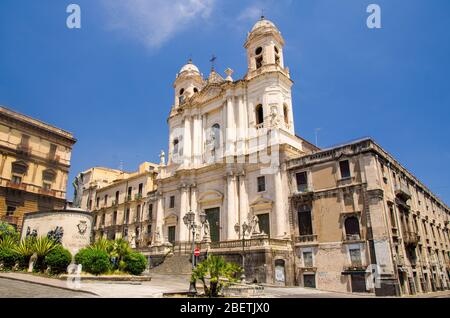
[73,162,158,247]
[0,106,76,230]
[287,138,450,296]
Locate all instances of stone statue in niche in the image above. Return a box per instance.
[270,106,280,128]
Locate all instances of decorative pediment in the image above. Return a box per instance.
[164,213,178,225]
[192,85,224,105]
[198,190,224,206]
[11,160,28,175]
[250,196,273,212]
[42,169,57,181]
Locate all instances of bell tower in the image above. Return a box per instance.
[244,16,287,80]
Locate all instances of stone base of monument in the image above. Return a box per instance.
[221,283,265,298]
[59,274,152,282]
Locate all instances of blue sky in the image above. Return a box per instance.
[0,0,449,204]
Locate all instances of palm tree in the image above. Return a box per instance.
[191,255,242,297]
[31,237,57,271]
[89,238,112,253]
[0,236,17,251]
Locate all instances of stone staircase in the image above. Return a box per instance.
[149,254,193,275]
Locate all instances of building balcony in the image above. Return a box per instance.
[112,200,119,207]
[39,188,56,197]
[6,181,27,191]
[395,182,411,201]
[403,231,420,246]
[135,193,143,201]
[344,234,363,242]
[16,144,31,156]
[343,261,367,272]
[47,154,60,165]
[0,215,19,225]
[295,235,318,244]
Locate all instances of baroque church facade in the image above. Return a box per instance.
[81,17,450,295]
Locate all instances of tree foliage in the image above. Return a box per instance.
[191,255,242,297]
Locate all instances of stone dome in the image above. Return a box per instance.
[179,59,200,74]
[251,16,278,32]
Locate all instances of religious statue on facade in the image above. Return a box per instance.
[160,150,166,166]
[203,220,211,242]
[250,215,262,236]
[270,106,280,128]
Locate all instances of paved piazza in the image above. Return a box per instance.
[1,273,449,298]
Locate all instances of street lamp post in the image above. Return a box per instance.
[183,210,197,294]
[235,222,251,283]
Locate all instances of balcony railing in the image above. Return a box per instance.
[6,181,27,191]
[135,193,143,201]
[403,231,420,246]
[295,235,318,244]
[344,261,367,271]
[39,188,56,197]
[112,200,118,206]
[17,144,31,156]
[395,182,411,201]
[344,234,362,242]
[209,238,290,250]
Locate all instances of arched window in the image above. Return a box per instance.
[173,139,179,154]
[274,46,280,65]
[345,217,360,240]
[255,47,263,69]
[256,104,264,125]
[283,105,289,125]
[179,88,185,104]
[193,87,199,93]
[212,124,221,149]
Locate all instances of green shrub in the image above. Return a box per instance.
[75,248,110,275]
[0,222,18,241]
[0,248,20,270]
[123,252,147,276]
[44,246,72,275]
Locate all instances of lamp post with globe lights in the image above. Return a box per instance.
[183,210,208,294]
[234,222,252,283]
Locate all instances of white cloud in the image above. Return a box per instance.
[237,5,262,22]
[100,0,216,49]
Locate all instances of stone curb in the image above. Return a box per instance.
[58,275,152,282]
[0,273,99,297]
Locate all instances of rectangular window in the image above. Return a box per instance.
[6,206,16,216]
[104,195,108,206]
[127,187,132,200]
[49,144,57,159]
[125,209,130,224]
[96,197,100,209]
[115,191,120,203]
[11,175,22,184]
[169,196,175,209]
[339,160,351,179]
[298,210,313,236]
[43,182,51,191]
[389,204,396,228]
[257,176,266,193]
[138,183,143,196]
[147,224,152,235]
[303,251,313,268]
[296,172,308,192]
[349,248,362,266]
[113,211,117,225]
[148,204,153,220]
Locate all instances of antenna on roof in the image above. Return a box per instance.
[261,9,265,20]
[315,128,322,147]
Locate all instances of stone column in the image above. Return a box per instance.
[179,184,189,243]
[192,116,201,166]
[274,169,288,239]
[183,117,192,167]
[237,95,247,159]
[154,192,164,244]
[226,172,239,240]
[226,96,236,159]
[238,172,249,225]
